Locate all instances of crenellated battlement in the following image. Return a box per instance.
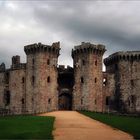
[72,42,106,58]
[24,42,60,56]
[104,51,140,66]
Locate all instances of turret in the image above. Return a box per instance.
[24,42,60,114]
[72,42,106,112]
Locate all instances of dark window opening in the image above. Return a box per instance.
[81,98,83,105]
[95,78,97,83]
[21,98,24,104]
[82,60,85,65]
[32,76,35,85]
[47,59,50,65]
[22,77,25,83]
[47,76,50,83]
[48,98,51,104]
[95,60,97,66]
[95,99,96,104]
[4,91,10,106]
[131,80,134,87]
[115,64,118,70]
[106,96,110,105]
[131,95,135,104]
[81,77,84,83]
[5,72,9,84]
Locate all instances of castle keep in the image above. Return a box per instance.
[0,42,140,114]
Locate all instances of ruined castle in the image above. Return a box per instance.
[0,42,140,115]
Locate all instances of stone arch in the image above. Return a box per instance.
[58,89,72,110]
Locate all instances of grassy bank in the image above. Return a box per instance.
[79,111,140,139]
[0,115,55,139]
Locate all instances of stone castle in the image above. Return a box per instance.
[0,42,140,115]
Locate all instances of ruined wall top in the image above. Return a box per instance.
[104,51,140,66]
[72,42,106,58]
[24,42,60,56]
[0,63,6,72]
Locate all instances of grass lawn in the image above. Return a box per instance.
[79,111,140,139]
[0,115,55,139]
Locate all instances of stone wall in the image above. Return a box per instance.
[72,42,106,112]
[9,69,26,114]
[0,68,26,114]
[104,52,140,113]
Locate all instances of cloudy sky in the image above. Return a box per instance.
[0,0,140,68]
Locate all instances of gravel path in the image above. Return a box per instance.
[40,111,133,140]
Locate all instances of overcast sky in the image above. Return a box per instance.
[0,0,140,68]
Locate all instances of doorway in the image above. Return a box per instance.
[58,93,72,110]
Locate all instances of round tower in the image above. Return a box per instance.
[72,42,106,112]
[24,42,60,114]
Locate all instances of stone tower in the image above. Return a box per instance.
[104,51,140,113]
[24,42,60,114]
[72,42,106,112]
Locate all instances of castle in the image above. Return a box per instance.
[0,42,140,115]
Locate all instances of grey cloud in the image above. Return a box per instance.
[0,0,140,68]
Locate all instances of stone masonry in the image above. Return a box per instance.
[0,42,140,115]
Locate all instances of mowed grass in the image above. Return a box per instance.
[79,111,140,139]
[0,115,55,139]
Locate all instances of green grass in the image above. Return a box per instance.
[0,115,55,139]
[79,111,140,139]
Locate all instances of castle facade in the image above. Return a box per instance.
[0,42,140,115]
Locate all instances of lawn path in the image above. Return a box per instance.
[40,111,133,140]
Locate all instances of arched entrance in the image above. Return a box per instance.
[58,92,72,110]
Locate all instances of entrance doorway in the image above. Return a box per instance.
[58,93,72,110]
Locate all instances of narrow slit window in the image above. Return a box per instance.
[22,77,25,83]
[32,76,35,85]
[82,60,85,65]
[48,98,51,104]
[95,60,97,66]
[47,59,50,65]
[47,76,50,83]
[95,78,97,83]
[81,77,84,83]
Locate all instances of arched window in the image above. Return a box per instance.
[47,76,50,83]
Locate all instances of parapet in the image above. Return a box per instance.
[72,42,106,58]
[104,51,140,66]
[24,42,60,56]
